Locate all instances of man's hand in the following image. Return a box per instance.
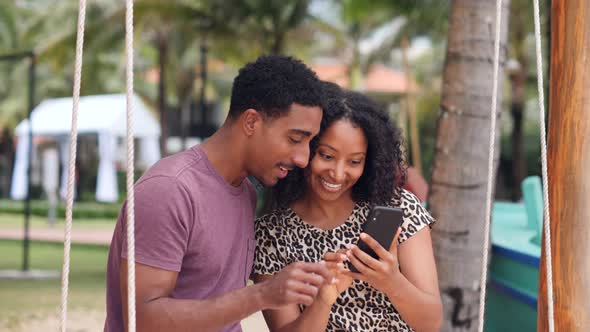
[318,250,353,305]
[259,261,335,309]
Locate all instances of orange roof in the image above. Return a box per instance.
[311,63,418,94]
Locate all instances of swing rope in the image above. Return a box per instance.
[124,0,137,331]
[478,0,554,331]
[477,0,503,330]
[60,0,86,331]
[60,1,138,331]
[532,0,555,329]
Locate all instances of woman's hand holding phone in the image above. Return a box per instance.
[345,228,403,295]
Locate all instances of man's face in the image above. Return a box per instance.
[248,103,322,186]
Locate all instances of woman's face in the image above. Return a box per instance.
[307,119,368,202]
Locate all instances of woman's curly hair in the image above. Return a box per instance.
[263,90,407,213]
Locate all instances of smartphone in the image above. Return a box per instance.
[349,206,404,273]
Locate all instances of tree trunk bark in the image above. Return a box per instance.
[429,1,510,331]
[348,25,362,90]
[157,33,168,157]
[508,0,528,201]
[199,43,208,132]
[179,79,194,149]
[509,69,525,201]
[271,31,284,55]
[402,37,423,173]
[538,0,590,330]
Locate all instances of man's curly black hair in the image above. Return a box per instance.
[263,89,407,213]
[228,55,323,119]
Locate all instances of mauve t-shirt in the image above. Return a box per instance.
[104,145,257,332]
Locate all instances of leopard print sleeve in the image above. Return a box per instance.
[392,189,435,244]
[253,211,287,276]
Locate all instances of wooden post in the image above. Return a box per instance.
[537,1,590,330]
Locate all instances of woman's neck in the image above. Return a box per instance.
[292,192,356,230]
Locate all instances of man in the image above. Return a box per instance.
[105,55,334,331]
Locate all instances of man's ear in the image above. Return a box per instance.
[241,109,262,137]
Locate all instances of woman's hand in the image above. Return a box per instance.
[345,228,403,295]
[318,250,353,305]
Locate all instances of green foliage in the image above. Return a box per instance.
[414,90,442,180]
[0,199,120,219]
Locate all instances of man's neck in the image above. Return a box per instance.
[200,126,248,187]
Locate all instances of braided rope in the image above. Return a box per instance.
[477,0,503,330]
[124,0,137,331]
[60,0,86,331]
[532,0,554,330]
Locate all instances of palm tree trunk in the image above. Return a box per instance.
[271,32,284,54]
[509,66,526,201]
[429,1,510,331]
[157,33,168,156]
[402,37,422,173]
[348,25,362,90]
[508,0,528,201]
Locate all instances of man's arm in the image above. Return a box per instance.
[120,259,335,332]
[253,275,333,332]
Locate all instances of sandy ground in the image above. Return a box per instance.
[0,308,269,332]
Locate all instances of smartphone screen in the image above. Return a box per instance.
[349,206,404,273]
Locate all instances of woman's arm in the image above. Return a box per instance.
[386,228,442,331]
[347,228,443,332]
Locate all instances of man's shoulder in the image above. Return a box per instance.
[142,148,204,181]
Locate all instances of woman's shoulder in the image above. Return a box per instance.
[387,188,424,210]
[255,207,295,229]
[387,188,435,243]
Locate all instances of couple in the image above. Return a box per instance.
[104,55,442,332]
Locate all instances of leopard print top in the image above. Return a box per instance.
[253,189,434,332]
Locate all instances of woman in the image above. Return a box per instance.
[253,91,442,332]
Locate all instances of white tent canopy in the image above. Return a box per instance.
[15,93,160,137]
[11,94,161,202]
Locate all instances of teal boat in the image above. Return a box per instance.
[485,176,543,331]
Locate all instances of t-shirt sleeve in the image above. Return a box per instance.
[120,176,193,272]
[253,213,287,276]
[394,189,435,244]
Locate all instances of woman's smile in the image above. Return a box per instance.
[320,177,343,192]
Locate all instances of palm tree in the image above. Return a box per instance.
[233,0,312,54]
[311,0,449,172]
[0,0,127,130]
[318,0,449,87]
[0,2,33,129]
[37,0,223,155]
[36,0,319,155]
[428,1,510,331]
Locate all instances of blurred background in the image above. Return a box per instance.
[0,0,551,331]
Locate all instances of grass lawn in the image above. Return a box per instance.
[0,216,268,331]
[0,239,109,330]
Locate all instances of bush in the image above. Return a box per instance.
[0,199,120,220]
